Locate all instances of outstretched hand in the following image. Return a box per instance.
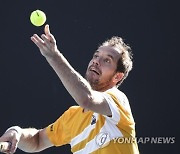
[31,24,59,58]
[0,129,21,154]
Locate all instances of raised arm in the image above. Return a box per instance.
[0,126,53,153]
[31,25,112,116]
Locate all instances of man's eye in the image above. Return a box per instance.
[104,58,110,63]
[93,54,98,58]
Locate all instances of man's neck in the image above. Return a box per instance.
[93,85,116,92]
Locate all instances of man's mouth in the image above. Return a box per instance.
[89,66,100,75]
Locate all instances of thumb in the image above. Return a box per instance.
[44,24,50,36]
[10,139,18,153]
[44,24,56,44]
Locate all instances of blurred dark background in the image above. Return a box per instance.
[0,0,179,153]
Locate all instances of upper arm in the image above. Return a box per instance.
[85,91,113,116]
[37,128,53,152]
[85,90,121,124]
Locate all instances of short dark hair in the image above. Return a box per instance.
[100,36,133,87]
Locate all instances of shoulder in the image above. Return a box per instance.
[64,105,82,116]
[105,87,131,111]
[105,88,128,103]
[68,105,81,111]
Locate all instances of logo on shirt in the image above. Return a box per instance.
[95,132,111,148]
[91,115,96,125]
[50,124,54,131]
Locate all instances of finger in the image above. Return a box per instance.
[41,34,50,45]
[32,34,44,44]
[10,139,18,154]
[31,36,43,49]
[31,34,45,49]
[44,24,50,36]
[49,34,56,44]
[44,25,56,44]
[41,34,56,46]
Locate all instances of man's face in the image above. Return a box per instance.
[85,46,121,91]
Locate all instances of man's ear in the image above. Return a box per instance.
[113,72,124,83]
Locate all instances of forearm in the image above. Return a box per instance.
[46,52,93,107]
[18,127,40,153]
[30,26,110,115]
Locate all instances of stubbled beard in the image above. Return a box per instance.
[85,72,114,91]
[85,73,99,90]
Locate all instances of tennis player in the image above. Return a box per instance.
[0,25,139,154]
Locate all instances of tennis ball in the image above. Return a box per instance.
[30,10,46,26]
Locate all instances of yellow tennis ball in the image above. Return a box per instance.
[30,10,46,26]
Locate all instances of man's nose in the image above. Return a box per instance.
[92,58,100,66]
